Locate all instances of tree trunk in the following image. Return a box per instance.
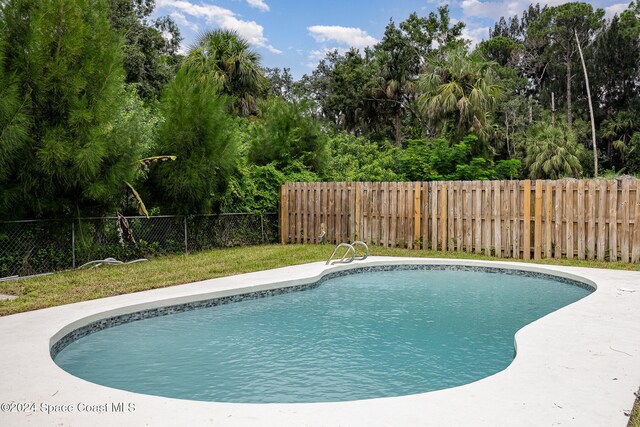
[505,118,510,156]
[551,92,555,128]
[575,29,598,177]
[394,108,402,146]
[566,56,572,127]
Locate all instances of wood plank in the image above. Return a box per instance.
[432,183,439,251]
[400,183,406,247]
[368,182,374,244]
[336,183,341,243]
[511,181,519,258]
[554,180,563,259]
[545,182,553,258]
[345,182,351,243]
[335,183,341,243]
[631,180,640,262]
[329,183,336,244]
[448,182,455,251]
[295,183,302,244]
[280,183,289,245]
[315,185,322,244]
[494,181,502,257]
[340,182,346,243]
[465,181,473,253]
[577,180,585,259]
[523,180,531,260]
[597,180,607,261]
[346,182,353,242]
[389,182,397,248]
[586,180,596,259]
[298,183,304,244]
[534,180,543,260]
[483,181,492,256]
[566,180,574,260]
[475,182,482,254]
[608,180,618,261]
[322,184,328,244]
[455,181,463,251]
[291,184,297,244]
[421,183,429,250]
[406,183,412,248]
[306,184,313,243]
[501,181,510,257]
[413,182,421,249]
[441,183,448,252]
[382,182,390,247]
[305,184,311,244]
[621,179,630,262]
[313,185,317,243]
[355,182,362,242]
[371,182,376,244]
[633,180,640,262]
[361,183,368,244]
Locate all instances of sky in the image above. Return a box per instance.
[154,0,632,79]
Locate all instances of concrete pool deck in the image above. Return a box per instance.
[0,257,639,426]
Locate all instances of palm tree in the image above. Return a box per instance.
[600,111,637,168]
[373,21,418,146]
[185,29,266,116]
[417,48,502,143]
[525,123,583,179]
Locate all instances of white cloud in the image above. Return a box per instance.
[305,47,351,69]
[308,25,377,49]
[460,0,508,19]
[246,0,269,12]
[177,42,189,56]
[461,25,491,48]
[308,47,349,61]
[605,2,629,18]
[157,0,281,53]
[459,0,578,21]
[170,11,198,32]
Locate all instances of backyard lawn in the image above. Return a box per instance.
[1,243,639,425]
[2,243,640,317]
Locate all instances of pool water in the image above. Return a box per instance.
[54,268,591,403]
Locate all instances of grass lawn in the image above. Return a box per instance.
[1,243,639,423]
[2,243,640,317]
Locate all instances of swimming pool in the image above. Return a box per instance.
[2,258,639,426]
[53,265,592,403]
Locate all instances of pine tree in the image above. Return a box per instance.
[148,66,238,214]
[0,0,138,219]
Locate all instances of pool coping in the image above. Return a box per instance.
[1,257,639,426]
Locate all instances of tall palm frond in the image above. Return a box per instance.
[417,47,503,141]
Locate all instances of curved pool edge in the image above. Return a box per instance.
[1,257,639,427]
[48,260,597,360]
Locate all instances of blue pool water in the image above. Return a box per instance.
[54,268,591,403]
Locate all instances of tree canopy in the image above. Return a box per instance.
[2,0,640,220]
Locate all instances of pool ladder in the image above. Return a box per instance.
[326,241,369,265]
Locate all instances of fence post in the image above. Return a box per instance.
[279,184,288,244]
[184,216,188,254]
[72,220,76,269]
[261,215,265,243]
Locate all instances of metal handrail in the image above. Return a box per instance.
[326,243,356,265]
[352,241,369,260]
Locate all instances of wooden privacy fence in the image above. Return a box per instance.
[279,179,640,262]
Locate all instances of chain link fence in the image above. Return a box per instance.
[0,213,278,279]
